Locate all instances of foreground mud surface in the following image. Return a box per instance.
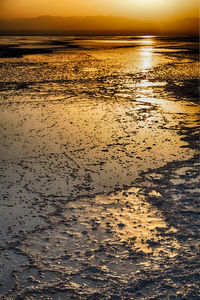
[0,36,199,299]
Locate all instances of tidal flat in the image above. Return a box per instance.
[0,36,199,299]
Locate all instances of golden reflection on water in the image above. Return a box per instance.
[139,36,155,72]
[140,47,154,73]
[138,40,155,45]
[140,36,156,39]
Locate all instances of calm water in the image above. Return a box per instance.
[0,36,199,299]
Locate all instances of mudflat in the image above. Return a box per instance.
[0,36,199,299]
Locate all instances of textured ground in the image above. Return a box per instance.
[0,36,199,299]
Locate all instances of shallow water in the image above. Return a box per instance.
[0,36,199,299]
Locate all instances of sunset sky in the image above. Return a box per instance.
[0,0,199,20]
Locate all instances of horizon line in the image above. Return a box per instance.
[1,15,199,22]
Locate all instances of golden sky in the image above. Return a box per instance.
[0,0,199,20]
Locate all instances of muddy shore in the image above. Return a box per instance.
[0,36,199,299]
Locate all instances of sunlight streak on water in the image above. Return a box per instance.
[140,47,154,73]
[92,39,155,45]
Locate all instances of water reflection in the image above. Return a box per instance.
[134,39,155,101]
[140,47,154,73]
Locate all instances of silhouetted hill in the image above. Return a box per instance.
[0,16,199,35]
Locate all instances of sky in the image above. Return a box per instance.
[0,0,199,21]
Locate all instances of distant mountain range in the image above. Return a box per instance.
[0,16,199,35]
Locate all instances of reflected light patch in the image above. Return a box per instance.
[136,80,167,88]
[140,48,153,72]
[138,37,155,72]
[140,36,156,38]
[140,40,155,45]
[140,47,154,52]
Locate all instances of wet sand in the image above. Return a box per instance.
[0,36,199,299]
